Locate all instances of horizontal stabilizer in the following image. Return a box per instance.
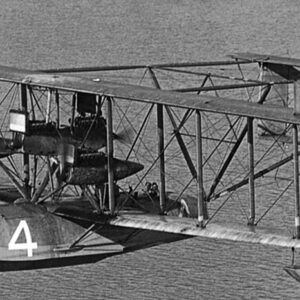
[109,213,300,248]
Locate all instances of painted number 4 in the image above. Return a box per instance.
[8,220,38,257]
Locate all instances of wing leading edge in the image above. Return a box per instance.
[0,65,300,124]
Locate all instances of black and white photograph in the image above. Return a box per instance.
[0,1,300,299]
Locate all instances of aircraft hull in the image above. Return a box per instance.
[0,252,116,272]
[0,203,122,270]
[0,202,186,271]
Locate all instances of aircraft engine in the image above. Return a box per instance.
[63,154,144,185]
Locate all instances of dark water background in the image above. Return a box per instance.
[0,1,300,299]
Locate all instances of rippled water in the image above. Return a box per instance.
[0,0,300,299]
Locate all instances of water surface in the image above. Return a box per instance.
[0,1,300,299]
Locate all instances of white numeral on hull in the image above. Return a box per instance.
[8,220,38,257]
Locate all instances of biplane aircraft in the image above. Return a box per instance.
[1,53,300,282]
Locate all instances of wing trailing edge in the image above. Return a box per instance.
[109,213,300,248]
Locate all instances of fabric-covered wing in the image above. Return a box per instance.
[229,52,300,67]
[0,65,300,124]
[109,213,300,248]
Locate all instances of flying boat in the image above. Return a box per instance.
[0,53,300,282]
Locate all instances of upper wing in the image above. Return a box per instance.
[0,65,300,124]
[229,52,300,67]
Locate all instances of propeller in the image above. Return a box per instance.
[0,134,22,157]
[113,126,134,145]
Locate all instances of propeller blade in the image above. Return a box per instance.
[0,135,22,157]
[113,126,134,145]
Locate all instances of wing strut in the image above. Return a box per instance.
[106,96,115,214]
[293,124,300,238]
[195,110,206,227]
[20,84,30,200]
[148,67,166,214]
[207,85,271,201]
[247,117,255,225]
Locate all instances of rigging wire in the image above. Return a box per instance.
[113,100,156,163]
[255,180,293,226]
[0,83,16,106]
[0,84,18,132]
[205,191,237,225]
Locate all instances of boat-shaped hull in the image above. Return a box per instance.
[0,202,186,271]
